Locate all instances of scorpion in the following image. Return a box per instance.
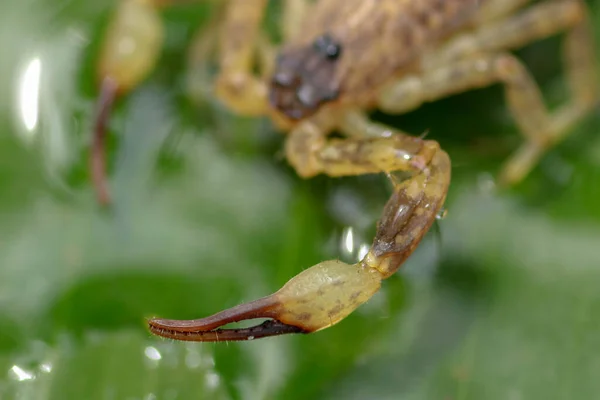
[91,0,598,341]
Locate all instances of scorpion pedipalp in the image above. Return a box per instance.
[91,0,165,206]
[148,146,450,342]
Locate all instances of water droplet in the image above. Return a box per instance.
[477,172,496,194]
[39,362,52,373]
[184,344,202,369]
[357,244,370,261]
[341,226,354,254]
[205,372,221,389]
[144,346,162,361]
[436,208,448,220]
[9,365,35,381]
[18,57,41,136]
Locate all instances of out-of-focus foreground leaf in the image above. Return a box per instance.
[1,1,600,399]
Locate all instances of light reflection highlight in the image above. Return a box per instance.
[358,244,370,261]
[9,365,35,381]
[39,362,52,373]
[436,207,448,220]
[204,372,221,390]
[144,346,162,361]
[342,226,354,254]
[184,344,202,369]
[18,57,42,135]
[341,226,370,262]
[477,172,496,194]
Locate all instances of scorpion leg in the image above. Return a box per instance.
[93,0,165,205]
[148,118,451,341]
[474,0,532,24]
[213,0,307,117]
[379,0,598,186]
[280,0,310,41]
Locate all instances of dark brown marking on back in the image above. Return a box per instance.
[269,33,343,120]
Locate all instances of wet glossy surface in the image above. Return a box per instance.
[2,1,600,399]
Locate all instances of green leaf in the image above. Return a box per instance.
[1,1,600,399]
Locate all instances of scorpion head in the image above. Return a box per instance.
[269,34,342,120]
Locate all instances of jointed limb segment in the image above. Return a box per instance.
[92,0,165,206]
[364,145,450,279]
[280,0,310,42]
[213,0,270,115]
[500,1,598,183]
[338,109,413,138]
[563,12,598,109]
[474,0,532,24]
[214,0,309,116]
[149,111,451,342]
[380,0,598,185]
[285,110,439,179]
[426,0,587,67]
[91,78,119,206]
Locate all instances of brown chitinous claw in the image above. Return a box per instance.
[148,319,306,342]
[92,0,164,206]
[148,259,383,342]
[90,77,119,207]
[147,295,307,342]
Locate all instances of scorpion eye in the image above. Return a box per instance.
[313,34,342,60]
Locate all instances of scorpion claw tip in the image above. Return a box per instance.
[91,77,119,207]
[146,294,306,342]
[147,317,306,342]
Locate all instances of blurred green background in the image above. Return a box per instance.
[1,1,600,399]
